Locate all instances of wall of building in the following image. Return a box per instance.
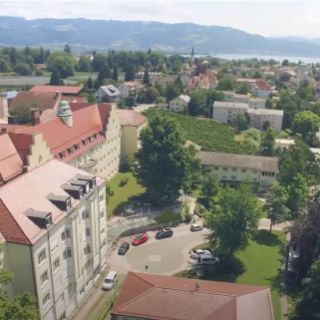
[213,106,247,124]
[27,133,54,171]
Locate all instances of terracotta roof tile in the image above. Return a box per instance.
[112,272,274,320]
[30,85,82,95]
[116,109,146,127]
[0,134,23,183]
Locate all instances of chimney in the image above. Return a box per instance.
[31,108,41,125]
[8,115,17,124]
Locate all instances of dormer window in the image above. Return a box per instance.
[25,209,52,229]
[48,194,72,211]
[59,151,65,159]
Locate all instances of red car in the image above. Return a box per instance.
[131,233,148,246]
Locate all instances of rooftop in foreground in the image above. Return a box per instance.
[111,272,274,320]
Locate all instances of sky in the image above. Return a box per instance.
[1,0,320,38]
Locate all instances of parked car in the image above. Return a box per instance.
[155,227,173,239]
[190,223,204,232]
[193,255,220,265]
[131,233,148,246]
[101,271,118,290]
[189,248,212,259]
[118,242,130,255]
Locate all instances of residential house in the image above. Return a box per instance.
[213,101,283,131]
[94,85,121,103]
[253,80,273,98]
[223,91,250,104]
[168,94,190,113]
[118,81,144,99]
[0,159,107,320]
[150,75,177,88]
[275,138,295,150]
[111,272,274,320]
[30,85,83,97]
[116,109,147,162]
[197,151,278,189]
[247,108,283,131]
[1,100,121,180]
[213,101,249,125]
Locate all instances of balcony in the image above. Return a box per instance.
[78,158,98,170]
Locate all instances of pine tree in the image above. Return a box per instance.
[50,69,63,85]
[112,67,118,81]
[143,67,150,85]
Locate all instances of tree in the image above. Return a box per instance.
[286,174,309,219]
[216,78,236,91]
[95,65,111,88]
[260,128,276,156]
[188,90,207,116]
[143,67,150,85]
[0,58,11,73]
[47,52,77,78]
[77,56,91,72]
[13,63,32,76]
[236,82,250,94]
[10,103,38,124]
[290,259,320,320]
[0,269,39,320]
[199,174,220,209]
[234,113,250,132]
[49,69,63,85]
[265,182,289,231]
[64,44,71,54]
[125,65,135,81]
[136,115,199,205]
[86,77,93,89]
[112,67,118,81]
[206,184,261,256]
[292,111,320,146]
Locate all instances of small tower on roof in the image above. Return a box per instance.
[57,100,73,128]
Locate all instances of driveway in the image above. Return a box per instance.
[110,224,210,275]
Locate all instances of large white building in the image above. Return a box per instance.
[0,159,107,320]
[212,101,283,131]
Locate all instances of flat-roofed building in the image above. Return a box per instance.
[247,108,283,131]
[213,101,249,125]
[197,151,278,189]
[0,159,107,320]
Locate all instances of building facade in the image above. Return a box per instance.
[197,151,278,189]
[168,95,190,113]
[0,160,107,320]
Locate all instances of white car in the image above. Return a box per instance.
[190,248,213,259]
[101,271,118,290]
[190,254,220,266]
[190,224,204,232]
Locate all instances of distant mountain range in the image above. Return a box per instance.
[1,16,320,57]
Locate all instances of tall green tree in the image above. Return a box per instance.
[260,128,276,156]
[47,52,77,78]
[188,90,207,116]
[290,259,320,320]
[206,184,261,256]
[286,174,309,219]
[292,111,320,146]
[136,115,199,205]
[125,65,135,81]
[112,67,118,81]
[50,69,63,85]
[143,67,150,85]
[0,269,39,320]
[199,174,220,209]
[64,44,71,54]
[265,182,289,231]
[77,56,91,72]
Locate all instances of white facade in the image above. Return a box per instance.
[213,101,249,125]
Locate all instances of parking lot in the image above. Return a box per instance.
[110,224,210,275]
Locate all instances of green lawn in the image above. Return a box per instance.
[154,210,181,225]
[177,230,285,320]
[106,172,145,216]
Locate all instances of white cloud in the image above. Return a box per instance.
[0,1,320,37]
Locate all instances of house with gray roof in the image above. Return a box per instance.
[94,85,120,102]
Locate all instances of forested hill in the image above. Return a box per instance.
[1,16,320,57]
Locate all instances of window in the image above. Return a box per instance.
[84,245,91,255]
[53,258,60,271]
[223,167,228,171]
[82,209,90,220]
[38,248,47,264]
[40,270,48,285]
[241,169,247,173]
[63,247,72,259]
[232,168,237,172]
[42,292,50,306]
[86,228,91,236]
[61,229,71,240]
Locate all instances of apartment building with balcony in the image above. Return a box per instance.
[0,159,107,320]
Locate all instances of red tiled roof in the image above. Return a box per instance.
[1,103,112,163]
[255,80,272,91]
[9,91,61,112]
[116,109,146,127]
[0,134,23,183]
[112,272,274,320]
[30,85,83,95]
[0,199,31,245]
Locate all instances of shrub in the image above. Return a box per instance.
[119,177,129,187]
